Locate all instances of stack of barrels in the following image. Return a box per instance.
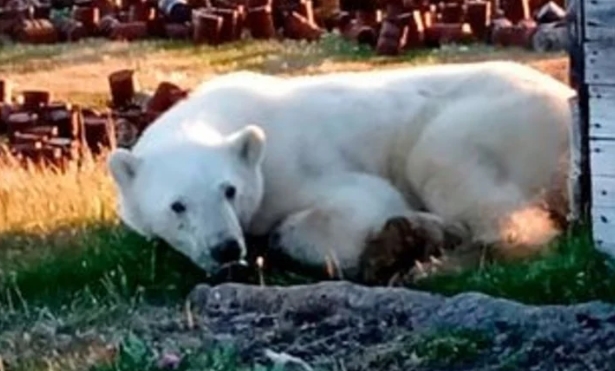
[0,79,115,169]
[336,0,567,55]
[0,0,335,44]
[0,0,566,53]
[106,68,189,149]
[0,69,189,169]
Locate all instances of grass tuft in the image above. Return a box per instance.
[414,224,615,305]
[91,332,284,371]
[412,328,492,366]
[346,327,492,370]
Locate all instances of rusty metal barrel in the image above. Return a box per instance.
[108,69,136,109]
[247,4,276,39]
[192,9,223,45]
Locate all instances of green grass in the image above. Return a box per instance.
[9,330,290,371]
[415,223,615,305]
[0,38,187,74]
[337,326,493,370]
[0,221,313,311]
[91,333,282,371]
[0,33,565,77]
[2,219,611,315]
[412,328,492,366]
[89,328,493,371]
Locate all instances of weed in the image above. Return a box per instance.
[412,328,492,366]
[414,224,615,305]
[91,332,285,371]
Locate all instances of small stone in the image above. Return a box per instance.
[22,332,31,343]
[55,334,73,351]
[576,313,602,330]
[157,352,182,370]
[31,322,56,339]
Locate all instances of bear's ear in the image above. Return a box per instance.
[107,148,141,189]
[227,125,266,167]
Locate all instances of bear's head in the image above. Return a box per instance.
[107,125,266,275]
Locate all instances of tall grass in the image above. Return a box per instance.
[0,152,203,304]
[0,151,115,234]
[0,150,311,310]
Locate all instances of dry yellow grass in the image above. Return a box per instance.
[0,151,116,234]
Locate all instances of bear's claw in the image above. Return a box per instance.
[358,214,470,286]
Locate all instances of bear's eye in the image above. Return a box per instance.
[224,185,237,201]
[170,201,186,214]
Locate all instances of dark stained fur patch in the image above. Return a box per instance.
[358,216,469,285]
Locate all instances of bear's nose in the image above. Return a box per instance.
[211,238,242,264]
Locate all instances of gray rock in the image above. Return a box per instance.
[180,282,615,370]
[4,282,615,370]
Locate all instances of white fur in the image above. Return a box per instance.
[108,61,575,278]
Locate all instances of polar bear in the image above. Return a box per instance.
[107,60,575,283]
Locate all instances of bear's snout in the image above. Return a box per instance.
[211,238,243,264]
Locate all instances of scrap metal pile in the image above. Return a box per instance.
[338,0,568,54]
[0,70,188,169]
[0,0,568,52]
[0,0,335,45]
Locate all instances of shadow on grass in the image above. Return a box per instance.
[0,221,314,310]
[0,220,613,311]
[0,222,203,308]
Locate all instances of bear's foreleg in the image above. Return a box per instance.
[266,172,476,284]
[358,212,477,285]
[267,172,413,281]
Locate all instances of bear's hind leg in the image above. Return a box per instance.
[405,90,568,263]
[407,147,562,270]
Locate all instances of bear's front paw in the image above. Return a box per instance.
[358,214,469,286]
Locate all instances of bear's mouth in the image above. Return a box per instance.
[211,260,251,284]
[220,259,249,271]
[148,234,252,284]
